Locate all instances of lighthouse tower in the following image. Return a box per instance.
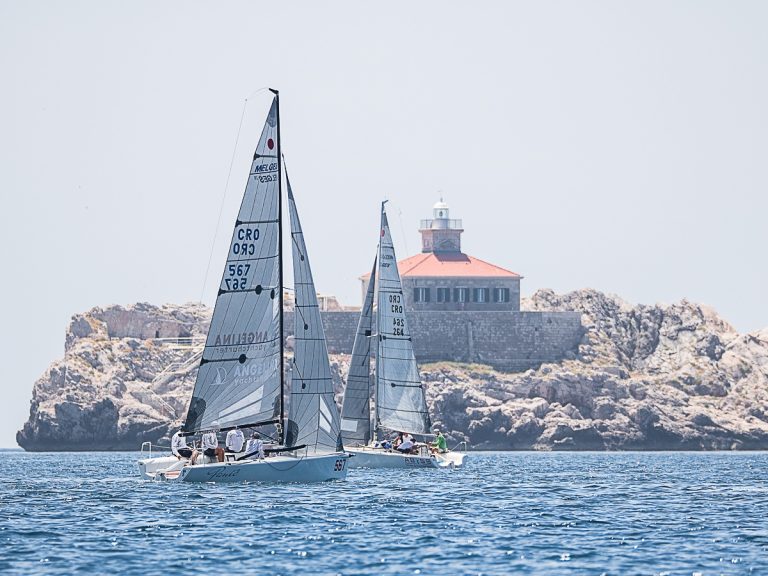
[419,199,464,253]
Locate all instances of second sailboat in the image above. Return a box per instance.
[340,203,467,469]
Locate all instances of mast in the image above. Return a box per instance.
[270,87,285,444]
[373,200,387,440]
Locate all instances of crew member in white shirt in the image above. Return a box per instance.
[397,432,414,453]
[245,432,265,460]
[225,427,245,453]
[201,421,223,463]
[171,429,198,465]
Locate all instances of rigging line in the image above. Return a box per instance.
[199,97,249,305]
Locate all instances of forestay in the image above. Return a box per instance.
[184,97,282,433]
[340,257,376,446]
[286,178,343,453]
[376,204,431,435]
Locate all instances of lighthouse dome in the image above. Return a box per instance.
[433,199,449,220]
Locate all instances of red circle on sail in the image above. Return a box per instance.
[267,138,275,150]
[381,229,385,237]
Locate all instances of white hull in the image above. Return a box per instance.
[347,446,467,469]
[137,452,350,483]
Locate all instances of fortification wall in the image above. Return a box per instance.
[284,310,584,372]
[89,305,582,372]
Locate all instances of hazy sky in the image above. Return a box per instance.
[1,1,766,448]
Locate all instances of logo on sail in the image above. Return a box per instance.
[213,331,269,347]
[212,367,228,386]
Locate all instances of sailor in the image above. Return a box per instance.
[201,421,223,463]
[397,432,414,453]
[245,432,265,460]
[171,428,198,464]
[225,426,245,453]
[431,429,447,454]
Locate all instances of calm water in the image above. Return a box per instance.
[1,451,767,575]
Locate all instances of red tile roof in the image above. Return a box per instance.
[361,252,521,279]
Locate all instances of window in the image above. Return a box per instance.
[454,287,469,303]
[493,288,510,303]
[472,288,490,303]
[413,287,430,302]
[436,287,451,302]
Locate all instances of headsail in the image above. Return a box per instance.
[285,177,343,453]
[376,203,431,434]
[183,97,282,434]
[340,257,376,446]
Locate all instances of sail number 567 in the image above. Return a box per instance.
[224,264,250,290]
[334,459,346,471]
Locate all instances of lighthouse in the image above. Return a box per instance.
[419,199,464,253]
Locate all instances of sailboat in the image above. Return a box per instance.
[340,203,467,469]
[137,90,350,482]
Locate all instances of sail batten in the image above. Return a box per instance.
[375,205,431,435]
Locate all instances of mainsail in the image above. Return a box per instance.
[183,97,282,434]
[340,257,376,446]
[375,203,431,434]
[285,177,343,453]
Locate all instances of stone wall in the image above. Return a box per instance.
[84,304,581,373]
[410,311,583,370]
[283,311,360,354]
[284,310,583,371]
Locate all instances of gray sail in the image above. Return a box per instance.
[376,203,431,434]
[183,97,282,433]
[285,177,342,453]
[340,257,376,446]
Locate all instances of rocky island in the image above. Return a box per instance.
[17,289,768,451]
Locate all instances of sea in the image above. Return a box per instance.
[1,451,767,575]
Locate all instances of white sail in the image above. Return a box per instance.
[183,97,282,433]
[340,257,376,446]
[376,203,431,435]
[286,177,343,453]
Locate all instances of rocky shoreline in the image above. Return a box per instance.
[17,290,768,451]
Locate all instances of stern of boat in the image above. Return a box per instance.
[137,442,180,480]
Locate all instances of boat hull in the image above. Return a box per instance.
[347,446,467,469]
[137,453,350,483]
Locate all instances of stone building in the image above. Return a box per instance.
[338,200,584,371]
[362,200,522,312]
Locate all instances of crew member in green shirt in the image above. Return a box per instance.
[431,429,447,453]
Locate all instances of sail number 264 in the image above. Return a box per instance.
[389,294,405,335]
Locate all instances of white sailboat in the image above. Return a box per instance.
[340,203,467,469]
[138,91,350,482]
